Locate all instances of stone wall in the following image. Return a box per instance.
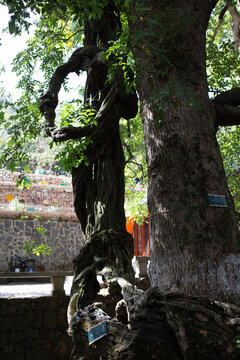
[0,170,72,186]
[0,218,84,272]
[0,171,74,212]
[0,183,74,213]
[0,296,73,360]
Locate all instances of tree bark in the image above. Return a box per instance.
[38,1,240,358]
[69,287,240,360]
[129,0,240,304]
[39,2,139,325]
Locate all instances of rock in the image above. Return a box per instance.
[2,354,25,360]
[115,299,128,325]
[25,345,52,360]
[24,328,39,339]
[57,307,68,327]
[25,310,35,325]
[14,343,25,354]
[95,290,121,318]
[42,310,56,329]
[0,297,72,359]
[0,316,15,331]
[54,339,68,357]
[134,277,150,291]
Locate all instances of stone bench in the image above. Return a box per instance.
[0,271,73,295]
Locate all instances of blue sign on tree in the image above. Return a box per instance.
[208,194,227,207]
[87,322,107,345]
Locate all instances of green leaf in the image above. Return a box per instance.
[9,20,16,34]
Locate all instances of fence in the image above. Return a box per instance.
[132,221,150,256]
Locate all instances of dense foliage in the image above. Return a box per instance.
[207,1,240,215]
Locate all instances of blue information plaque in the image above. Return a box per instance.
[208,194,227,207]
[87,322,107,345]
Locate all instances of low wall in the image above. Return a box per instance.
[0,296,73,360]
[0,171,74,213]
[0,217,84,272]
[0,182,74,213]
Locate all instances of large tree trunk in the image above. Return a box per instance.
[39,2,240,358]
[130,0,240,304]
[39,2,139,324]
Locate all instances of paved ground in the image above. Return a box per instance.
[0,276,73,298]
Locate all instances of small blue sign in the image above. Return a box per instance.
[208,194,227,207]
[87,322,107,345]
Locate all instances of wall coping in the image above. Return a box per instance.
[0,209,79,222]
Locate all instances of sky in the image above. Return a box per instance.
[0,4,85,101]
[0,5,33,99]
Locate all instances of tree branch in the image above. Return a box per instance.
[38,45,99,130]
[212,2,229,42]
[63,29,83,42]
[228,2,240,52]
[214,103,240,127]
[39,47,137,143]
[213,88,240,106]
[213,88,240,129]
[126,160,145,179]
[212,1,240,52]
[122,141,133,163]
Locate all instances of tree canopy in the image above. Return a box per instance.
[0,0,239,221]
[1,1,240,358]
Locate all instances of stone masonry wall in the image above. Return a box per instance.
[0,218,84,272]
[0,183,74,213]
[0,171,74,213]
[0,296,73,360]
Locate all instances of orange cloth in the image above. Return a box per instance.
[126,216,134,234]
[7,194,13,201]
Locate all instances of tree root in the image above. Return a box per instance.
[69,286,240,360]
